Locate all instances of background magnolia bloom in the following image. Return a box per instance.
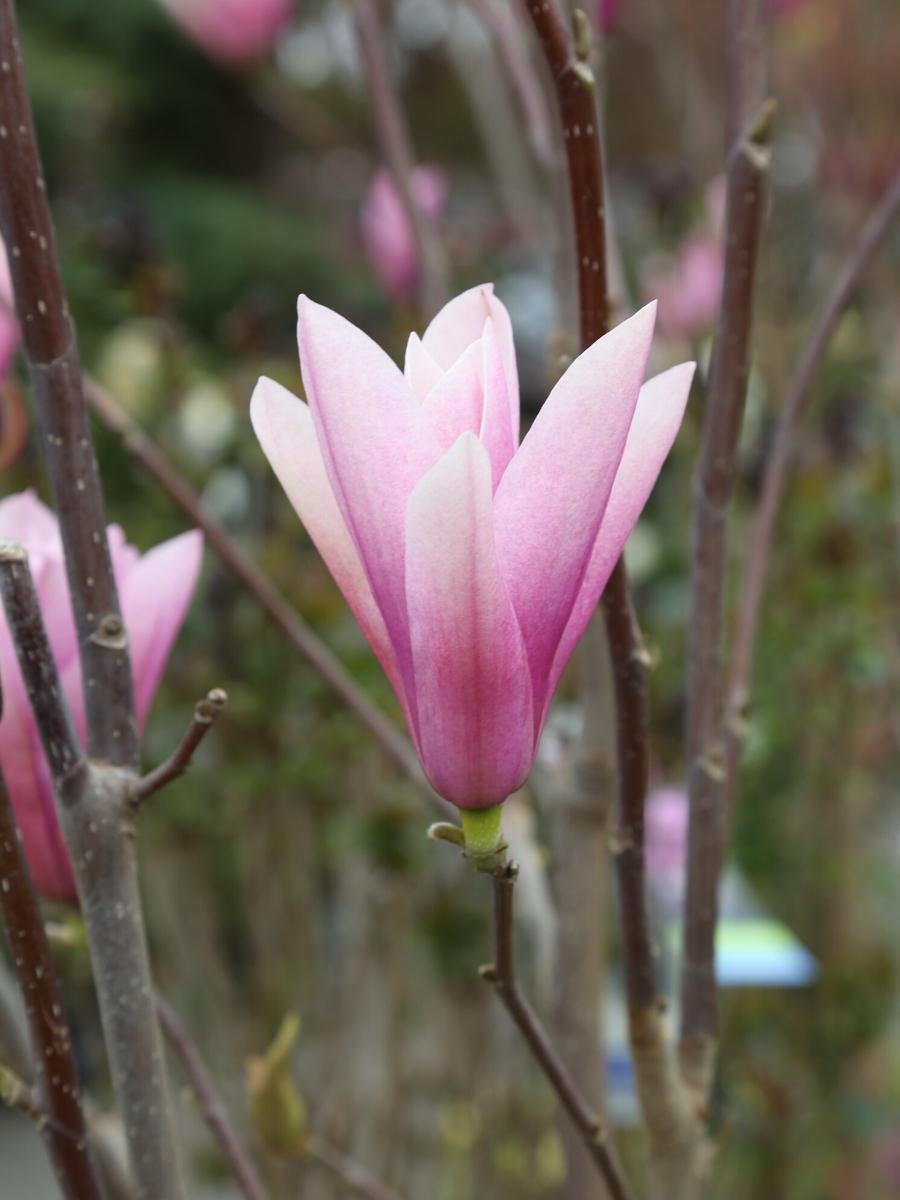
[252,286,693,809]
[360,167,448,303]
[156,0,293,65]
[0,492,203,901]
[646,234,724,339]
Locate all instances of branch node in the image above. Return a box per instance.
[133,687,228,806]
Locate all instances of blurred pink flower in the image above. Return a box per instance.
[0,492,203,901]
[157,0,293,65]
[252,286,693,809]
[646,235,723,340]
[360,168,448,304]
[646,785,689,880]
[645,175,726,339]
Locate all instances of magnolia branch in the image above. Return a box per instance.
[134,687,228,806]
[479,861,634,1200]
[680,100,774,1103]
[353,0,448,317]
[0,543,186,1200]
[0,744,103,1199]
[725,162,900,812]
[519,0,693,1184]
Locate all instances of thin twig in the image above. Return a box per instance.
[0,545,187,1200]
[480,860,634,1200]
[156,996,269,1200]
[134,688,228,806]
[0,0,136,766]
[0,748,103,1197]
[83,376,448,813]
[725,163,900,817]
[353,0,448,316]
[680,101,774,1101]
[306,1139,404,1200]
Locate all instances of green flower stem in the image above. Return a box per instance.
[461,805,504,859]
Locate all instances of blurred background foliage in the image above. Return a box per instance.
[3,0,900,1196]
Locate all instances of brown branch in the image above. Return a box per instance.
[521,2,608,346]
[680,101,774,1101]
[82,377,439,807]
[0,0,136,766]
[156,996,269,1200]
[0,544,187,1200]
[480,860,634,1200]
[725,162,900,815]
[134,687,228,806]
[519,2,699,1186]
[0,737,103,1196]
[306,1139,404,1200]
[353,0,448,317]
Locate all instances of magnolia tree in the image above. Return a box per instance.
[0,0,897,1199]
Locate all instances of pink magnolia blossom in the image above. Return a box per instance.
[157,0,293,65]
[0,492,203,901]
[251,285,693,809]
[647,235,723,340]
[360,168,448,303]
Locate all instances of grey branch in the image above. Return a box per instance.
[680,100,774,1101]
[135,688,228,806]
[0,547,187,1200]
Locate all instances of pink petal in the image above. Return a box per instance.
[117,530,203,726]
[421,340,484,450]
[250,376,405,703]
[421,283,519,442]
[405,433,534,808]
[493,303,657,720]
[478,317,516,489]
[0,633,75,900]
[403,333,443,401]
[0,491,77,675]
[298,295,442,704]
[543,362,695,720]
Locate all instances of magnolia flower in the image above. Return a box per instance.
[157,0,293,65]
[0,492,202,901]
[251,285,693,812]
[646,235,723,340]
[360,168,448,304]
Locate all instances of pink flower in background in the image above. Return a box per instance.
[645,177,726,340]
[252,285,693,809]
[647,235,723,339]
[157,0,293,65]
[0,492,203,901]
[360,168,448,304]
